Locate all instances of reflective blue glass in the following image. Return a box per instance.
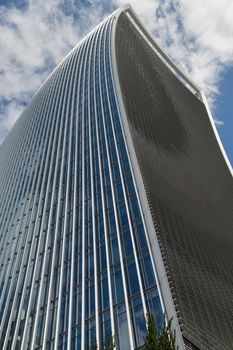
[0,9,165,350]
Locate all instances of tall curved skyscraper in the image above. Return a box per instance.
[0,4,233,350]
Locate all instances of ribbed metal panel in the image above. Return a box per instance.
[115,11,233,350]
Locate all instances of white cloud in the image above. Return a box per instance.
[0,1,80,99]
[213,118,224,126]
[1,0,233,143]
[0,0,110,143]
[179,0,233,97]
[0,100,25,144]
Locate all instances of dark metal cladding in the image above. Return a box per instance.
[115,11,233,350]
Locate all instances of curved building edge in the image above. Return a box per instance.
[114,4,232,179]
[111,4,185,350]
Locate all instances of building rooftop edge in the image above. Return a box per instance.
[116,3,201,96]
[115,3,233,177]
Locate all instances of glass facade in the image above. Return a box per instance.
[0,9,164,350]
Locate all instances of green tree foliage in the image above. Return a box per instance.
[103,334,115,350]
[144,313,159,349]
[91,317,177,349]
[144,314,178,350]
[91,338,98,350]
[91,334,115,350]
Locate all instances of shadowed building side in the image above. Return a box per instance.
[115,9,233,350]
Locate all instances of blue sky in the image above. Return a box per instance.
[216,66,233,165]
[0,0,232,167]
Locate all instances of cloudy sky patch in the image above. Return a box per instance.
[0,0,233,158]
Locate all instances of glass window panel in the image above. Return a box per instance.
[113,265,124,303]
[122,229,133,257]
[127,257,140,295]
[119,204,128,227]
[100,242,107,271]
[116,182,124,202]
[142,250,155,287]
[130,197,140,221]
[146,289,164,329]
[132,297,146,346]
[135,222,147,249]
[110,235,120,265]
[115,306,130,350]
[108,210,116,234]
[101,272,109,310]
[102,311,111,345]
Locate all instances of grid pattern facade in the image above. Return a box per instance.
[115,10,233,350]
[0,12,164,350]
